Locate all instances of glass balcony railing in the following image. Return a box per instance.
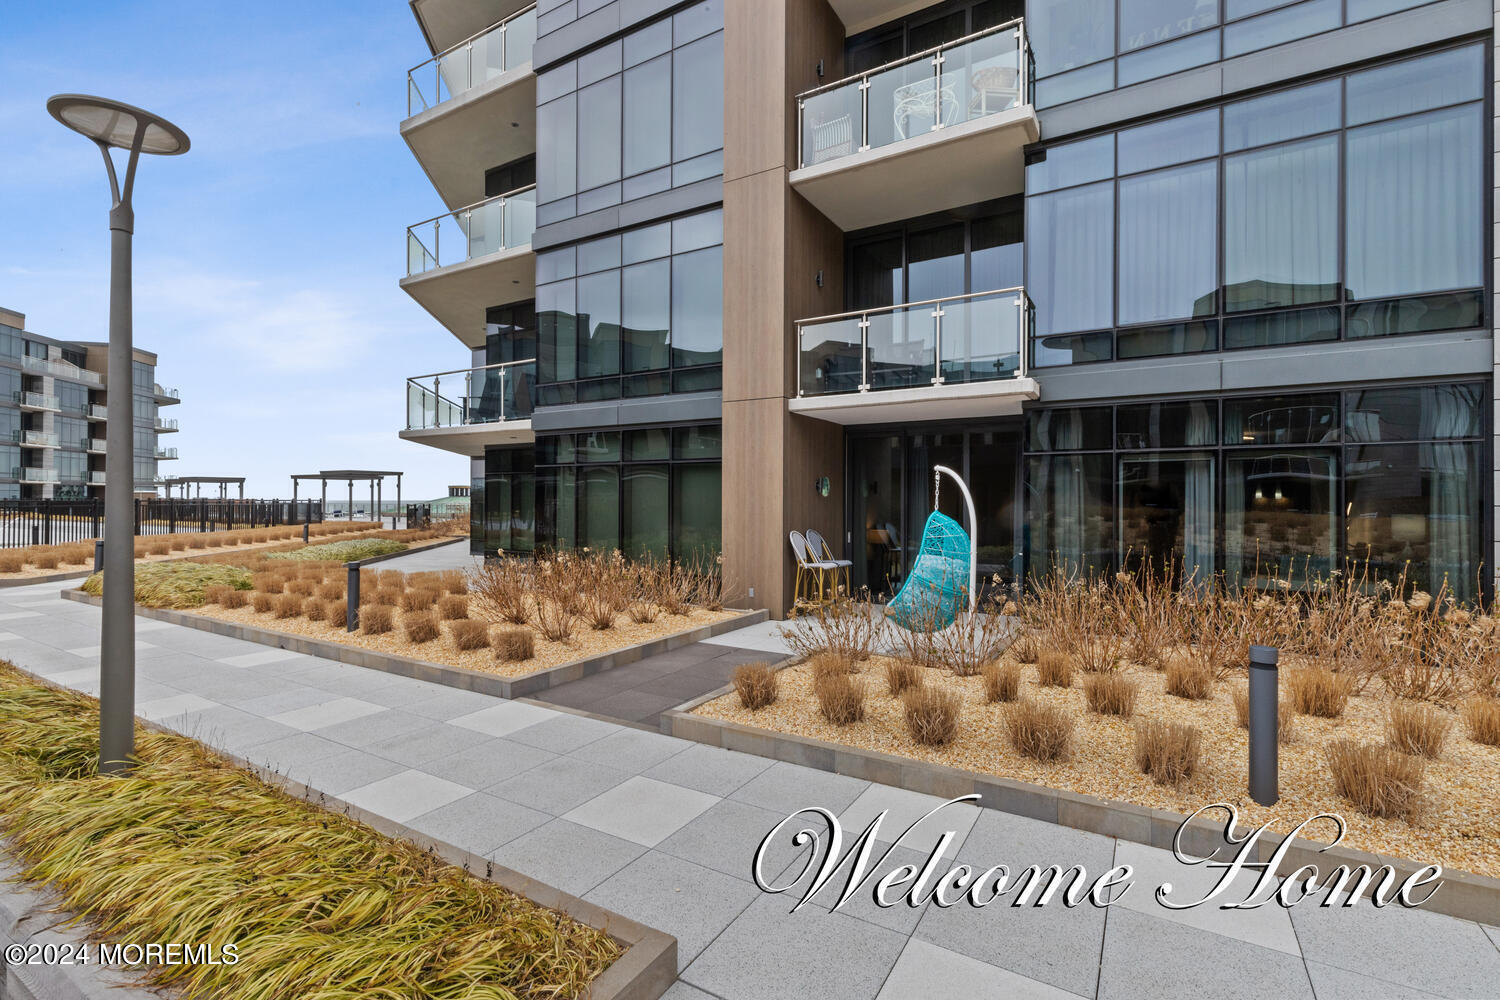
[21,468,58,483]
[797,19,1032,169]
[16,391,60,411]
[406,360,536,430]
[154,383,179,400]
[797,288,1029,398]
[407,5,538,116]
[155,417,178,431]
[406,186,536,276]
[21,355,102,385]
[18,431,59,449]
[90,471,107,485]
[86,438,106,452]
[87,404,108,420]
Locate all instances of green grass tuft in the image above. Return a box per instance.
[0,664,622,999]
[265,539,408,563]
[82,563,253,609]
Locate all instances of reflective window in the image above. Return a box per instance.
[1028,182,1112,335]
[1223,81,1340,151]
[536,3,723,226]
[1119,0,1216,52]
[1116,160,1217,325]
[1117,109,1218,174]
[1224,136,1338,312]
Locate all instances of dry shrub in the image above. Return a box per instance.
[377,570,407,590]
[733,663,778,710]
[1288,667,1353,718]
[0,552,23,573]
[928,605,1010,677]
[361,605,394,635]
[982,660,1021,703]
[1229,686,1296,744]
[32,552,60,570]
[1385,701,1453,759]
[1035,651,1073,688]
[220,589,249,610]
[1005,700,1074,761]
[251,572,284,595]
[1134,720,1201,784]
[450,620,489,651]
[304,598,328,622]
[203,585,231,605]
[577,551,629,630]
[1008,630,1040,664]
[470,559,531,625]
[902,686,961,746]
[251,593,276,614]
[405,612,440,644]
[286,579,317,597]
[327,598,348,626]
[400,588,438,612]
[273,595,303,619]
[186,535,211,550]
[1325,739,1426,821]
[1460,697,1500,745]
[438,569,468,595]
[437,594,469,620]
[1084,673,1139,717]
[814,672,866,725]
[808,651,854,679]
[316,581,344,601]
[495,627,534,662]
[884,659,923,696]
[1164,656,1213,700]
[167,537,188,551]
[782,595,885,663]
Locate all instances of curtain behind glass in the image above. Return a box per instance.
[1224,136,1338,311]
[1028,182,1113,334]
[1345,105,1482,300]
[1117,161,1218,324]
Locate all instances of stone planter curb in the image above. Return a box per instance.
[60,587,764,699]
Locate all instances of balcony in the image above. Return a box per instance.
[21,468,58,484]
[22,355,102,385]
[156,447,179,461]
[18,431,59,449]
[86,438,106,454]
[86,404,108,421]
[16,391,60,413]
[155,417,179,433]
[403,6,537,209]
[399,360,535,456]
[790,20,1037,231]
[790,288,1039,425]
[400,186,536,346]
[411,0,532,53]
[90,471,107,485]
[154,383,181,405]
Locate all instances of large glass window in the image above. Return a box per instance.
[1023,381,1488,601]
[535,1,723,226]
[1026,45,1486,366]
[537,208,722,402]
[1032,0,1439,105]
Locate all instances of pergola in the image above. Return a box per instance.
[290,470,402,524]
[160,476,245,500]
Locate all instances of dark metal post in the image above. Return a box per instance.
[1249,645,1279,807]
[303,522,309,544]
[345,563,359,631]
[94,539,104,574]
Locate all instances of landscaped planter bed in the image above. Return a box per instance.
[692,653,1500,880]
[0,662,660,1000]
[188,600,743,679]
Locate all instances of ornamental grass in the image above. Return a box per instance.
[0,668,621,999]
[83,563,253,610]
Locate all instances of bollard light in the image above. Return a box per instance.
[1248,644,1279,806]
[346,564,360,632]
[94,539,104,574]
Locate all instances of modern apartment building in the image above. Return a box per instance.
[399,0,1495,614]
[0,307,181,501]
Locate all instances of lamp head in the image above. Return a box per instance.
[46,94,189,155]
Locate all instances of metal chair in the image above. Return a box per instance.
[807,528,852,598]
[789,530,837,605]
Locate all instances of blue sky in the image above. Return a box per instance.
[0,1,471,501]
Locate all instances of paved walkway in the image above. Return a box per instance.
[1,580,1497,999]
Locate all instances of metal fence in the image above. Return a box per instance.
[405,503,433,529]
[0,498,325,548]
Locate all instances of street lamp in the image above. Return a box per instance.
[47,95,189,775]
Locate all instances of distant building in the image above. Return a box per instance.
[0,307,180,501]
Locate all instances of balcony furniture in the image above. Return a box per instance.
[810,114,854,165]
[969,65,1019,115]
[807,528,852,598]
[892,79,959,140]
[790,530,837,605]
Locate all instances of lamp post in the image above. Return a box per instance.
[48,95,189,775]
